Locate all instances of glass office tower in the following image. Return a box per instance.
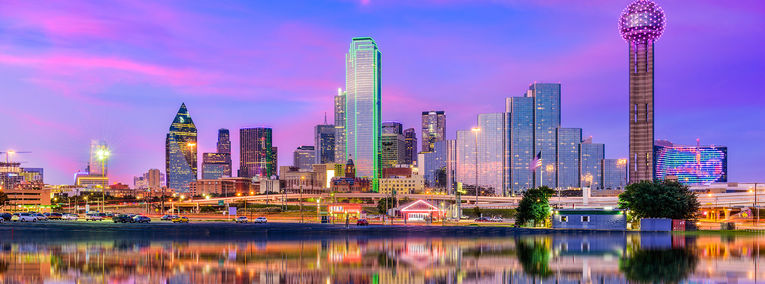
[201,153,230,180]
[528,83,561,188]
[455,130,476,188]
[580,142,605,189]
[477,113,507,196]
[505,97,534,194]
[345,37,381,188]
[403,128,417,165]
[602,158,628,189]
[315,124,335,164]
[165,103,197,192]
[239,128,273,178]
[215,128,232,177]
[293,146,316,171]
[421,111,446,152]
[334,88,346,163]
[556,128,582,189]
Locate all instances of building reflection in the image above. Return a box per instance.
[0,234,763,283]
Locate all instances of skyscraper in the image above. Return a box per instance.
[202,153,230,180]
[505,97,534,194]
[345,37,381,184]
[165,103,197,192]
[315,123,335,164]
[619,0,666,183]
[271,147,278,176]
[556,128,582,189]
[88,140,109,176]
[403,128,417,165]
[653,140,727,185]
[380,132,406,168]
[580,141,605,189]
[477,113,506,196]
[334,88,346,163]
[421,111,446,152]
[455,130,476,189]
[293,146,316,171]
[216,128,232,177]
[239,128,273,178]
[382,121,403,135]
[602,158,628,189]
[528,83,561,188]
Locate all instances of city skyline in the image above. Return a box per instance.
[1,1,763,185]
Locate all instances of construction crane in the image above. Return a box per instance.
[0,151,31,163]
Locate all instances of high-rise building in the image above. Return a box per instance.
[421,111,446,152]
[271,146,278,177]
[477,113,507,196]
[293,146,316,171]
[403,128,417,165]
[380,132,406,168]
[315,123,335,164]
[217,128,231,154]
[505,97,534,194]
[653,140,727,185]
[580,141,605,189]
[135,169,164,190]
[345,37,381,183]
[382,121,403,135]
[602,159,628,189]
[421,140,448,188]
[165,103,197,192]
[619,0,666,183]
[556,128,582,189]
[455,130,476,189]
[88,140,109,176]
[528,83,561,188]
[202,153,231,180]
[334,88,347,163]
[239,128,273,178]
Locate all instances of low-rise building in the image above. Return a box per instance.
[330,158,371,193]
[552,209,626,230]
[3,187,52,211]
[189,177,254,197]
[379,174,424,195]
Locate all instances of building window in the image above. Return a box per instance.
[581,216,590,222]
[560,215,568,222]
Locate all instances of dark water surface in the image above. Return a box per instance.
[0,222,763,283]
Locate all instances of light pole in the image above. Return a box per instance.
[300,176,305,224]
[471,127,480,206]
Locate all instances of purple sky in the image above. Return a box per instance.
[1,0,763,185]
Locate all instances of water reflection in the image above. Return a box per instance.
[0,233,763,283]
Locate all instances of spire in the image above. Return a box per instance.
[324,112,328,124]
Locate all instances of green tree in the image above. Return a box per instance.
[377,197,396,215]
[619,248,698,283]
[515,237,553,278]
[0,191,8,206]
[514,186,555,227]
[472,206,481,218]
[618,180,700,220]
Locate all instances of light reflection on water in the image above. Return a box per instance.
[0,233,764,283]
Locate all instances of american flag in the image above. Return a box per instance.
[529,152,542,170]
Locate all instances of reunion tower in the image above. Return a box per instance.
[619,0,666,183]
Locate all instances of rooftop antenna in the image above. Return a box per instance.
[324,112,328,124]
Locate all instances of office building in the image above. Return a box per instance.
[455,130,476,189]
[165,103,197,192]
[421,111,446,152]
[293,146,316,171]
[602,159,628,189]
[580,141,605,189]
[382,121,403,135]
[239,128,273,178]
[477,113,507,195]
[271,147,278,176]
[88,140,109,176]
[20,168,43,183]
[421,140,449,189]
[505,96,534,194]
[557,128,582,189]
[315,123,335,164]
[216,128,232,177]
[380,122,406,168]
[619,0,666,183]
[403,128,417,165]
[528,83,561,188]
[653,140,727,185]
[334,88,347,163]
[345,37,381,182]
[134,169,164,190]
[379,174,425,195]
[202,153,231,180]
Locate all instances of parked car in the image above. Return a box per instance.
[161,215,179,221]
[0,213,12,221]
[85,214,104,221]
[235,216,248,223]
[62,213,79,220]
[474,217,491,222]
[47,213,63,220]
[112,214,134,223]
[356,219,369,226]
[133,215,151,223]
[172,216,189,223]
[254,217,267,224]
[12,213,37,222]
[490,216,503,222]
[33,213,47,221]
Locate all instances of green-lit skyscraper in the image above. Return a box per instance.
[345,37,381,189]
[165,103,197,192]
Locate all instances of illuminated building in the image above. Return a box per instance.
[421,111,446,152]
[216,128,232,177]
[315,123,335,164]
[330,158,371,193]
[189,177,254,197]
[528,83,561,188]
[202,153,231,180]
[75,173,108,188]
[293,146,315,171]
[88,140,109,176]
[602,158,628,189]
[345,37,381,185]
[20,168,43,183]
[477,113,507,195]
[279,166,321,193]
[165,103,197,192]
[380,122,406,168]
[506,96,534,194]
[653,140,727,185]
[620,0,666,183]
[421,141,448,189]
[580,140,605,189]
[379,173,424,195]
[271,146,278,176]
[239,128,273,178]
[334,88,346,163]
[134,169,164,190]
[455,130,475,190]
[403,128,417,165]
[0,162,24,190]
[557,128,582,189]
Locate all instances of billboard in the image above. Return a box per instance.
[654,145,727,185]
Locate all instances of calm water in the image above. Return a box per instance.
[1,233,764,283]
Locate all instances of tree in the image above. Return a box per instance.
[618,180,700,220]
[620,248,698,283]
[0,191,8,207]
[516,237,553,278]
[514,186,555,227]
[377,197,396,215]
[472,206,481,218]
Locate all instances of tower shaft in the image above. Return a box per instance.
[628,41,655,183]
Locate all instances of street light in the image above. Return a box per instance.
[300,176,305,224]
[471,127,480,206]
